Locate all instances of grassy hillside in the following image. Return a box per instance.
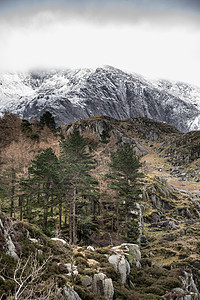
[0,113,200,299]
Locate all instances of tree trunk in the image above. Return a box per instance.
[116,202,119,239]
[44,195,49,229]
[19,195,24,221]
[50,194,54,214]
[125,205,128,238]
[72,187,77,245]
[59,198,62,231]
[69,198,72,244]
[64,195,68,225]
[10,171,15,217]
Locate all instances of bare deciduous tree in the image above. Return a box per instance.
[12,253,52,300]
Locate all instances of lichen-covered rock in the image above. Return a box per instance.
[180,271,200,299]
[92,273,114,300]
[111,243,141,268]
[51,237,67,244]
[0,217,19,260]
[108,254,130,284]
[81,275,92,289]
[63,285,82,300]
[65,263,78,276]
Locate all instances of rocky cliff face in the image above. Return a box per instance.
[1,66,200,132]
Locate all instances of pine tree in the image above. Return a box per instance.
[39,112,56,132]
[20,148,61,230]
[108,143,143,242]
[60,129,98,244]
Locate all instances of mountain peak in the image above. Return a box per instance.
[0,66,200,132]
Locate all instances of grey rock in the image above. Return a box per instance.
[167,221,179,230]
[193,190,200,197]
[65,263,78,276]
[81,275,93,289]
[63,285,82,300]
[180,271,200,300]
[179,229,186,236]
[163,233,176,241]
[92,273,114,300]
[108,254,130,284]
[87,245,95,251]
[0,218,19,260]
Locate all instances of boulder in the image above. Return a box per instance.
[63,285,82,300]
[0,218,19,260]
[51,237,67,244]
[87,245,95,251]
[92,273,114,300]
[140,234,148,246]
[65,263,78,276]
[29,238,38,243]
[108,254,130,284]
[81,275,93,289]
[111,243,141,267]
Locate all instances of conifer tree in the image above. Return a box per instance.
[108,143,143,241]
[60,129,98,244]
[20,148,61,230]
[39,111,56,132]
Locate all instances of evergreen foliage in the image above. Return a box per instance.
[39,111,56,132]
[2,129,143,246]
[60,129,99,244]
[108,143,143,242]
[20,148,61,229]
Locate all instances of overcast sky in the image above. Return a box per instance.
[0,0,200,86]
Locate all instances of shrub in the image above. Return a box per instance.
[144,285,165,296]
[163,277,182,289]
[30,132,39,141]
[75,256,89,267]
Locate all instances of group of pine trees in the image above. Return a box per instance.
[1,128,143,244]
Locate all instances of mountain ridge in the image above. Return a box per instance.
[1,66,200,132]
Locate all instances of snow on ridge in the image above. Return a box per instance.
[188,114,200,131]
[0,73,36,107]
[0,67,200,131]
[152,79,200,109]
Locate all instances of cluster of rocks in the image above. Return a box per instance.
[65,117,148,156]
[0,214,19,260]
[80,243,142,300]
[81,273,114,300]
[168,167,200,182]
[163,271,200,300]
[148,215,180,232]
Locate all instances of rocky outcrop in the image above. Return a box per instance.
[63,285,82,300]
[92,273,114,300]
[180,271,200,300]
[81,273,114,300]
[0,215,19,260]
[163,271,200,300]
[160,130,200,168]
[108,254,130,284]
[109,243,142,283]
[65,116,149,156]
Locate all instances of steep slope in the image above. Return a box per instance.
[0,114,200,299]
[0,66,200,132]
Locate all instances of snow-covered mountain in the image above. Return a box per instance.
[0,66,200,132]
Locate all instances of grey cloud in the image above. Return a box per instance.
[0,0,200,30]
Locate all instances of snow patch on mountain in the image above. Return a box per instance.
[154,79,200,109]
[0,66,200,132]
[0,73,36,107]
